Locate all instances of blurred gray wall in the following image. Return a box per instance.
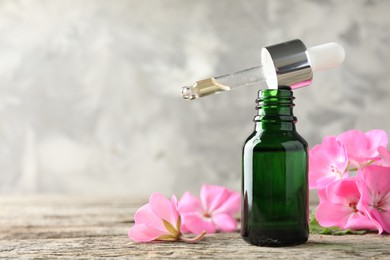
[0,0,389,197]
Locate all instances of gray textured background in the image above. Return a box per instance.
[0,0,389,197]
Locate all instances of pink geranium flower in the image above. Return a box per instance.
[178,185,240,234]
[316,177,376,231]
[378,146,390,167]
[128,193,206,243]
[337,129,388,168]
[357,165,390,234]
[309,136,349,189]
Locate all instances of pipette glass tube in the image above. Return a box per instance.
[181,66,267,100]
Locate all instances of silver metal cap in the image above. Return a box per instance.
[262,39,313,89]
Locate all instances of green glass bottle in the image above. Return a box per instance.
[241,86,309,247]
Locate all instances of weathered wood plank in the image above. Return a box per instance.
[0,195,141,227]
[0,195,389,259]
[1,233,389,259]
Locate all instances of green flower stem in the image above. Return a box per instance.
[180,231,207,243]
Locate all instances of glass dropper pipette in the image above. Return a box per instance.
[181,40,345,100]
[181,65,268,100]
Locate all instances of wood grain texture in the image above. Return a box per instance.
[0,195,389,259]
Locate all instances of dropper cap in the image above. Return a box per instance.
[262,39,345,89]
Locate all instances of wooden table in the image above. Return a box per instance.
[0,195,389,259]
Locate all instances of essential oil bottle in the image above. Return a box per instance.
[239,39,316,247]
[241,86,308,247]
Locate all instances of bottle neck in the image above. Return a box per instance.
[254,87,297,131]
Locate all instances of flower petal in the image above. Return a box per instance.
[181,213,216,234]
[316,201,352,229]
[317,187,327,202]
[378,146,390,167]
[367,208,390,234]
[170,195,179,225]
[212,213,237,232]
[309,137,348,189]
[200,185,230,212]
[366,130,388,156]
[128,224,165,242]
[338,130,368,155]
[213,191,241,215]
[134,204,166,232]
[357,165,390,233]
[344,211,377,230]
[357,178,384,234]
[323,137,348,167]
[149,192,178,225]
[178,191,203,214]
[326,177,359,205]
[315,175,343,190]
[359,166,390,203]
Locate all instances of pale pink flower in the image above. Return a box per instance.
[337,129,388,168]
[128,192,205,243]
[316,177,376,231]
[309,136,349,189]
[357,165,390,234]
[378,146,390,167]
[178,185,240,234]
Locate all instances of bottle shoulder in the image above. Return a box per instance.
[243,130,308,152]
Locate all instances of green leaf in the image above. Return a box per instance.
[176,215,182,232]
[163,219,179,237]
[309,210,368,235]
[156,234,178,241]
